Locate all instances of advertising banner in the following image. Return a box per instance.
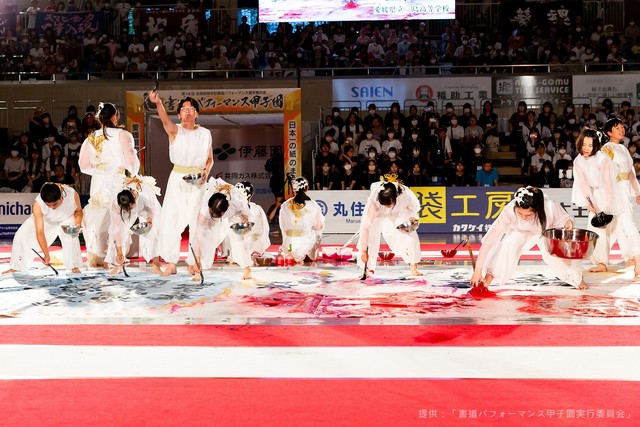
[0,193,36,238]
[331,77,491,111]
[572,74,637,107]
[126,88,301,193]
[311,187,639,234]
[493,75,573,107]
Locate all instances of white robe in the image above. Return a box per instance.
[245,201,270,256]
[356,182,421,272]
[78,127,139,258]
[104,188,161,265]
[572,152,622,265]
[157,125,212,265]
[10,186,83,271]
[194,178,252,269]
[478,197,583,288]
[279,196,325,262]
[598,142,640,261]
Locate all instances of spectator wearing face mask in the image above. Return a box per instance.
[363,104,384,131]
[458,103,473,128]
[323,130,340,155]
[314,161,339,190]
[465,142,486,180]
[4,146,26,192]
[380,147,405,176]
[404,162,428,187]
[358,159,381,190]
[381,127,402,155]
[315,141,338,175]
[340,160,357,190]
[530,143,552,176]
[553,143,572,170]
[447,114,465,161]
[358,130,381,158]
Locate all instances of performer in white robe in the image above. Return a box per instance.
[597,118,640,275]
[278,177,324,262]
[571,128,622,271]
[193,178,252,280]
[78,102,139,267]
[235,181,270,258]
[105,175,162,274]
[5,183,83,273]
[148,92,213,276]
[356,175,422,276]
[471,186,587,290]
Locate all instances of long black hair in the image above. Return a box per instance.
[117,189,136,222]
[208,193,229,219]
[40,182,63,203]
[97,103,120,139]
[513,186,546,232]
[377,182,403,206]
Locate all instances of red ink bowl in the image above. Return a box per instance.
[542,228,598,260]
[378,251,395,261]
[322,247,353,262]
[441,249,457,258]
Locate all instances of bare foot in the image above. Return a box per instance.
[191,272,202,282]
[483,273,494,287]
[242,267,252,280]
[576,280,588,290]
[151,265,163,275]
[2,269,16,275]
[71,267,81,274]
[411,265,423,276]
[160,264,177,276]
[108,265,121,275]
[589,263,607,273]
[87,253,104,268]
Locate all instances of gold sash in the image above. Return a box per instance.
[285,230,304,237]
[173,165,203,174]
[617,173,630,182]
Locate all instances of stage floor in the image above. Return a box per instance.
[2,237,640,426]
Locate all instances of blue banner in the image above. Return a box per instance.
[35,11,105,37]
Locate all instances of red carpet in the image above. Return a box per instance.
[1,324,640,347]
[2,378,637,427]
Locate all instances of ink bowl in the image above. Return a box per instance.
[396,219,419,234]
[378,251,395,261]
[230,222,255,235]
[542,228,598,260]
[255,257,273,266]
[182,173,203,184]
[441,249,457,258]
[322,246,353,262]
[61,225,83,236]
[130,221,153,236]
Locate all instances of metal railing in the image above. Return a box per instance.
[0,62,638,83]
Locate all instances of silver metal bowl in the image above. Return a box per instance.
[61,225,83,236]
[396,219,419,234]
[182,173,203,184]
[542,228,599,259]
[130,221,153,236]
[230,221,255,235]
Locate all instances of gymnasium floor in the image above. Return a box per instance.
[1,234,639,426]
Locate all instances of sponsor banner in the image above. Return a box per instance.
[331,77,491,110]
[312,187,640,234]
[34,12,105,37]
[0,193,36,238]
[139,9,205,36]
[572,74,638,107]
[493,75,573,107]
[127,88,301,197]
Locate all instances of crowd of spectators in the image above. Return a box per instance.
[0,1,639,78]
[1,104,98,193]
[314,98,640,190]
